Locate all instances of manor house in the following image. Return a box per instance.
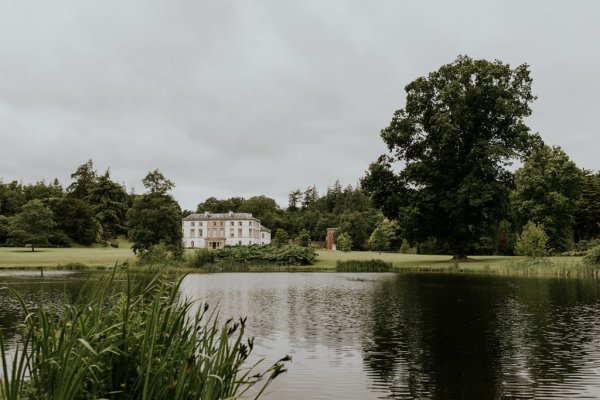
[182,211,271,249]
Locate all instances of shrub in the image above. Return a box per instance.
[296,230,310,247]
[514,221,549,257]
[272,229,289,246]
[216,244,317,266]
[583,245,600,267]
[186,248,216,268]
[0,272,288,399]
[336,232,352,252]
[399,239,411,254]
[137,242,180,266]
[336,259,392,272]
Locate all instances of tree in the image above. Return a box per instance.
[368,219,397,252]
[366,55,537,259]
[296,229,310,247]
[336,232,352,252]
[514,221,549,257]
[0,215,9,243]
[511,145,583,252]
[50,197,100,245]
[575,171,600,241]
[128,170,183,258]
[67,160,97,199]
[88,170,130,241]
[238,196,279,218]
[272,229,289,246]
[7,200,55,251]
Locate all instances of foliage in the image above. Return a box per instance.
[575,171,600,240]
[338,210,382,250]
[0,272,288,399]
[296,229,311,247]
[368,219,397,252]
[365,55,537,258]
[0,215,8,243]
[186,248,216,268]
[49,197,100,245]
[399,239,411,254]
[7,200,55,251]
[128,170,182,258]
[216,244,317,266]
[272,229,289,246]
[88,170,130,240]
[67,159,98,199]
[142,169,175,195]
[336,259,392,272]
[336,232,352,252]
[511,145,583,252]
[514,221,549,257]
[137,242,182,266]
[583,245,600,267]
[494,219,514,255]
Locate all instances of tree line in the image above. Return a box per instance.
[2,56,599,257]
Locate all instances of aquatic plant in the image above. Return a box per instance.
[0,272,288,399]
[336,259,392,272]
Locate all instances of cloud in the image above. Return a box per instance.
[1,0,598,209]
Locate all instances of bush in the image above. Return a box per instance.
[583,245,600,267]
[186,248,216,268]
[216,244,317,266]
[137,242,180,266]
[514,221,549,257]
[272,229,289,246]
[296,230,310,247]
[399,239,411,254]
[336,232,352,252]
[0,272,288,399]
[336,259,392,272]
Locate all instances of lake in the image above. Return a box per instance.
[2,271,600,399]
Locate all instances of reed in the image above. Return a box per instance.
[0,271,288,399]
[336,259,392,272]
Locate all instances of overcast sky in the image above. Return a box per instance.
[1,1,598,209]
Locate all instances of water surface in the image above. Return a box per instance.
[2,271,600,399]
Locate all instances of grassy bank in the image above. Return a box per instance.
[0,271,288,399]
[0,244,593,277]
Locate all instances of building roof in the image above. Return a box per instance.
[260,225,271,233]
[183,212,260,222]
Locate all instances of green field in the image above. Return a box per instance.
[0,244,586,275]
[0,245,135,268]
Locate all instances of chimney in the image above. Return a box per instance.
[229,210,233,216]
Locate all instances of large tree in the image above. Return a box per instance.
[367,55,537,259]
[128,170,183,257]
[67,160,98,199]
[50,197,100,245]
[88,170,130,241]
[7,200,55,251]
[511,145,583,252]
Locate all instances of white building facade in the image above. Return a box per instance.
[182,212,272,249]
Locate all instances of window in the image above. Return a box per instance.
[230,221,234,226]
[190,229,195,237]
[199,222,203,226]
[220,222,223,226]
[191,241,195,248]
[238,228,242,237]
[238,240,242,245]
[238,221,242,226]
[213,222,216,226]
[262,233,265,238]
[230,228,234,237]
[199,229,203,236]
[191,222,195,226]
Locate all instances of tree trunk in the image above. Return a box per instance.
[31,245,34,252]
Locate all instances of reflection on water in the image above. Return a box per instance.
[1,271,600,399]
[180,273,600,399]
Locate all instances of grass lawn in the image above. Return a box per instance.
[0,243,587,276]
[314,250,585,273]
[0,242,135,269]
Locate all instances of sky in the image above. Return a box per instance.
[1,1,599,210]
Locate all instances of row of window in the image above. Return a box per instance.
[186,228,266,239]
[188,221,258,227]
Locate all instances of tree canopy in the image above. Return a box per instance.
[364,55,538,258]
[7,200,55,251]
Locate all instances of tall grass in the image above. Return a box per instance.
[0,271,289,399]
[336,259,392,272]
